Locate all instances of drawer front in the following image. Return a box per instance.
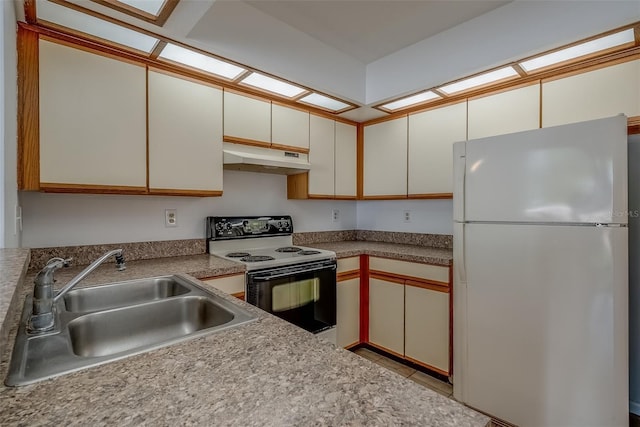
[337,257,360,274]
[369,257,448,283]
[202,274,245,295]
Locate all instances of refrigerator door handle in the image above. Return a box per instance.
[454,222,466,284]
[453,142,466,222]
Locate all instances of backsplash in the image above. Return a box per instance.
[29,230,453,270]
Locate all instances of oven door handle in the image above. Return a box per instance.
[251,264,336,281]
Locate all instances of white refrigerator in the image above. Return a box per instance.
[452,115,629,426]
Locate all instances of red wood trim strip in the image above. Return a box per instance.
[369,270,449,289]
[223,135,271,148]
[367,342,404,359]
[404,355,449,377]
[337,271,360,281]
[407,193,453,200]
[360,254,369,344]
[40,183,148,195]
[269,143,310,154]
[148,189,223,197]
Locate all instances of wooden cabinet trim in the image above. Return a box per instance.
[404,355,449,377]
[231,291,245,300]
[39,183,148,195]
[541,52,640,84]
[286,173,308,199]
[362,195,409,200]
[148,189,223,197]
[404,279,449,293]
[200,273,246,281]
[223,135,271,148]
[467,80,541,101]
[269,143,310,154]
[17,26,40,191]
[369,271,406,285]
[338,271,360,281]
[148,66,223,90]
[407,193,453,199]
[628,116,640,135]
[367,342,404,360]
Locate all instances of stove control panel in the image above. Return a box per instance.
[206,216,293,240]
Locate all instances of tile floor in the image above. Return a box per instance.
[352,347,453,398]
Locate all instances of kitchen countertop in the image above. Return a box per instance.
[309,241,453,266]
[0,244,485,426]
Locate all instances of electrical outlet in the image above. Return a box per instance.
[403,210,411,223]
[332,209,340,222]
[165,209,178,227]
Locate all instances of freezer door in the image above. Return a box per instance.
[465,115,627,224]
[453,141,466,223]
[461,223,628,426]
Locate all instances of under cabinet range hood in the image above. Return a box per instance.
[222,143,311,175]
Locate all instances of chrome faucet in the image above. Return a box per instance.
[28,249,126,333]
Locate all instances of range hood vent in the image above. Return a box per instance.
[223,144,311,175]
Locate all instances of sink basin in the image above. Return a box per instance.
[68,296,234,357]
[6,275,257,386]
[63,276,190,312]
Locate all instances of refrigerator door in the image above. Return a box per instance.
[462,223,628,426]
[453,141,466,223]
[464,115,627,225]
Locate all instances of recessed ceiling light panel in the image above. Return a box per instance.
[381,91,441,111]
[439,66,518,95]
[298,93,351,111]
[37,0,158,53]
[520,29,636,72]
[240,72,307,98]
[116,0,165,16]
[159,44,246,80]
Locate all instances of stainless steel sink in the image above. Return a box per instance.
[6,275,256,386]
[63,276,190,312]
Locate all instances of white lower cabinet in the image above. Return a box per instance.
[368,278,404,355]
[202,274,245,299]
[368,257,451,374]
[337,277,360,348]
[404,285,450,374]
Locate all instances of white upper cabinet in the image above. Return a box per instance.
[363,117,408,197]
[39,40,146,188]
[542,60,640,127]
[334,122,357,198]
[308,115,335,197]
[223,91,271,145]
[468,84,540,140]
[148,70,223,194]
[408,102,467,196]
[272,104,310,152]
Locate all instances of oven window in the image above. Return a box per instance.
[272,278,319,312]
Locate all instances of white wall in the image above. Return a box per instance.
[21,170,357,248]
[2,0,20,248]
[357,199,453,235]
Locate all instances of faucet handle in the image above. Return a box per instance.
[114,253,126,271]
[45,257,73,268]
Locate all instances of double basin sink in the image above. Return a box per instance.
[6,275,257,386]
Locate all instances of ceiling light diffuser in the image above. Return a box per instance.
[115,0,165,16]
[520,29,636,72]
[240,73,307,98]
[298,93,351,111]
[159,44,246,80]
[37,0,158,53]
[380,91,441,111]
[439,67,518,95]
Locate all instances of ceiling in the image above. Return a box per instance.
[26,0,640,122]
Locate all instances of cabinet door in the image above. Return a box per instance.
[308,115,335,197]
[272,104,310,152]
[542,60,640,127]
[148,71,223,194]
[39,40,146,188]
[363,117,408,197]
[223,91,271,145]
[468,84,540,140]
[404,285,450,374]
[368,278,404,355]
[408,103,466,196]
[335,122,357,198]
[337,277,360,348]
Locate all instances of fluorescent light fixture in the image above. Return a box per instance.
[298,93,351,111]
[240,72,307,98]
[37,0,158,53]
[380,91,441,111]
[520,29,636,72]
[159,44,246,80]
[439,66,518,95]
[116,0,165,16]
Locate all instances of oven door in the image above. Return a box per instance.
[246,260,337,334]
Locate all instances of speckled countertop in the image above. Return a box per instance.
[0,245,486,426]
[310,241,453,266]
